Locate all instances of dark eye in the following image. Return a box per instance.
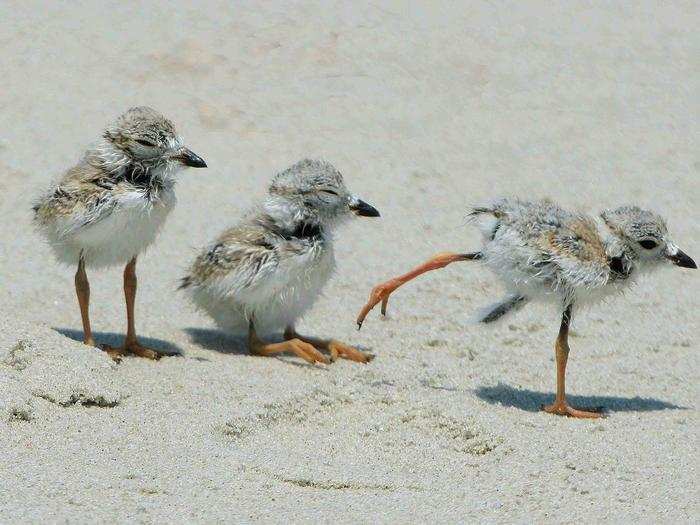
[136,139,156,147]
[320,189,338,196]
[638,239,658,250]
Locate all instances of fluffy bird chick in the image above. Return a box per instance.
[357,198,696,418]
[33,107,207,360]
[181,159,380,364]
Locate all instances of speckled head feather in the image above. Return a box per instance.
[600,206,668,243]
[599,206,678,265]
[82,106,206,179]
[106,106,176,142]
[264,159,378,226]
[101,107,182,162]
[270,159,345,195]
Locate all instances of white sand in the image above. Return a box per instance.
[1,1,698,522]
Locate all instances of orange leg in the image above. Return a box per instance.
[356,252,480,329]
[284,327,372,364]
[542,305,603,419]
[103,257,160,361]
[75,256,96,347]
[248,321,329,365]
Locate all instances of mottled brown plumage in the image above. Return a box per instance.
[33,107,207,360]
[182,159,380,364]
[358,198,696,418]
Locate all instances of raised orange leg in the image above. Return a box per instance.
[356,252,480,329]
[248,321,329,365]
[284,327,372,364]
[542,305,603,419]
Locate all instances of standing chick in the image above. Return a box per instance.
[357,198,695,418]
[181,159,379,364]
[33,107,207,360]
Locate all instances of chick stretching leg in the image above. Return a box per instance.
[353,198,695,417]
[542,305,602,419]
[357,252,481,328]
[248,320,329,365]
[284,327,372,363]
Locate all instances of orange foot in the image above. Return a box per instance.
[252,338,330,365]
[356,280,399,329]
[102,340,161,362]
[542,401,604,419]
[328,340,373,364]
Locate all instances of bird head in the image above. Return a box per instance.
[267,159,380,228]
[101,106,206,172]
[601,206,696,270]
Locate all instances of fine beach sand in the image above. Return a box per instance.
[1,1,698,523]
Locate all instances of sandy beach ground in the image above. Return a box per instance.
[1,1,698,522]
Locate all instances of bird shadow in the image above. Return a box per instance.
[183,327,249,356]
[183,327,331,370]
[474,383,687,413]
[54,328,183,357]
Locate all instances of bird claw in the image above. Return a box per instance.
[541,402,605,419]
[328,341,373,364]
[101,341,162,361]
[380,296,390,316]
[289,339,330,365]
[99,344,125,362]
[356,281,397,329]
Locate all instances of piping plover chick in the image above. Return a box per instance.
[33,107,207,360]
[357,198,696,418]
[181,159,380,364]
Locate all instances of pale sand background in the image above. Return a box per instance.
[0,1,698,523]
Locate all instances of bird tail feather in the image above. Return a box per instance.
[473,294,528,324]
[466,205,496,218]
[178,276,192,290]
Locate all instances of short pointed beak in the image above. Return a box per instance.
[349,198,380,217]
[177,148,207,168]
[667,248,697,269]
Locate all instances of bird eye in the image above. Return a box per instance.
[638,239,658,250]
[320,189,338,196]
[135,139,156,147]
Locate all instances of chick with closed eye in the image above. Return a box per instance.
[33,107,207,360]
[182,159,380,364]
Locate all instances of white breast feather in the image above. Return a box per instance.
[190,240,336,337]
[41,186,176,268]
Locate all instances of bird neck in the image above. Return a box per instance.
[88,139,132,174]
[261,197,324,240]
[88,139,175,190]
[286,220,323,240]
[598,215,637,279]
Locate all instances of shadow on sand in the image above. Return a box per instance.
[474,383,686,414]
[183,327,249,356]
[54,328,183,357]
[183,327,331,370]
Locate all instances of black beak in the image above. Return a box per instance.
[349,199,380,217]
[668,249,697,269]
[177,148,207,168]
